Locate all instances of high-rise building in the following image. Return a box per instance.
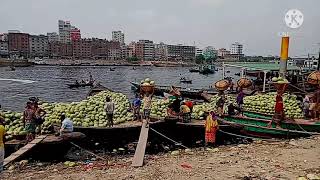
[8,32,30,57]
[29,35,49,57]
[58,20,71,43]
[112,31,125,45]
[230,42,243,59]
[70,26,81,42]
[47,32,59,42]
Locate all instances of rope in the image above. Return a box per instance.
[218,129,282,142]
[149,127,189,149]
[70,142,107,161]
[292,119,317,136]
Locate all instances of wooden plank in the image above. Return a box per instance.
[131,121,149,167]
[4,135,47,167]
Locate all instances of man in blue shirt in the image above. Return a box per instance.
[132,94,142,120]
[60,114,73,135]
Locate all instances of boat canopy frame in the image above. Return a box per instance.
[222,62,302,92]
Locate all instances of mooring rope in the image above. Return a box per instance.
[70,142,107,161]
[149,127,189,149]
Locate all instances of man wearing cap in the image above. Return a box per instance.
[60,114,73,135]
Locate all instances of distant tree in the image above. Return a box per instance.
[127,56,139,62]
[195,54,205,64]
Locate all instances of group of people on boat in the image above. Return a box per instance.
[130,92,153,128]
[74,73,94,86]
[303,91,320,121]
[21,97,74,141]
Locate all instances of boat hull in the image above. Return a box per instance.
[219,116,317,139]
[243,111,320,132]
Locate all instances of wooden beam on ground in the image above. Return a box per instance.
[4,135,47,167]
[131,121,149,167]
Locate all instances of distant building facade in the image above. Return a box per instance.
[121,45,134,59]
[70,27,81,42]
[58,20,71,43]
[29,35,49,57]
[196,48,203,56]
[72,38,120,59]
[0,40,8,56]
[136,40,154,60]
[8,32,30,58]
[0,33,8,41]
[48,41,73,58]
[154,42,168,60]
[47,32,59,42]
[167,44,195,61]
[230,42,244,59]
[112,31,125,46]
[218,48,231,58]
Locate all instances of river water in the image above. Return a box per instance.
[0,65,240,111]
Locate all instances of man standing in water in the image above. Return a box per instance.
[105,97,115,127]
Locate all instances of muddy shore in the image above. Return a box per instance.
[2,136,320,180]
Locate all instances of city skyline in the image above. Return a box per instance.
[0,0,319,57]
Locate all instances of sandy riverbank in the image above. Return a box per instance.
[2,136,320,180]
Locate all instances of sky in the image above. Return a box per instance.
[0,0,319,57]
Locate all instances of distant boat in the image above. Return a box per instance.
[0,58,32,67]
[189,67,199,73]
[180,77,192,84]
[110,67,115,71]
[67,81,94,88]
[199,64,215,75]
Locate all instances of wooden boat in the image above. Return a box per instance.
[219,115,320,138]
[87,83,113,97]
[131,81,217,99]
[189,68,199,73]
[180,78,192,84]
[5,132,86,161]
[242,111,320,132]
[67,81,94,88]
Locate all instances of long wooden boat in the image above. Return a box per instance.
[219,115,320,139]
[242,111,320,132]
[131,81,218,99]
[67,81,94,88]
[5,132,86,161]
